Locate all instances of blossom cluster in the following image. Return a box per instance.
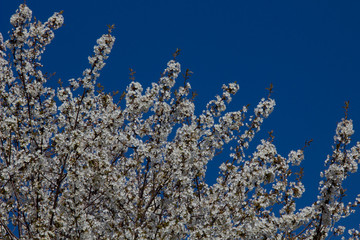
[1,4,360,240]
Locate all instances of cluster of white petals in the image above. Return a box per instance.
[288,149,304,166]
[1,4,360,240]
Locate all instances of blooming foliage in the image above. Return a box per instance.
[1,4,360,240]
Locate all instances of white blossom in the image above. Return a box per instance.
[1,4,360,240]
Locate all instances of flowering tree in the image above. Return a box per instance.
[1,4,360,240]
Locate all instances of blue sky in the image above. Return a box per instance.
[1,0,360,231]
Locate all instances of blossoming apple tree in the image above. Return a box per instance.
[1,4,360,240]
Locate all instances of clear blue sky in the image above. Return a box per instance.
[1,0,360,231]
